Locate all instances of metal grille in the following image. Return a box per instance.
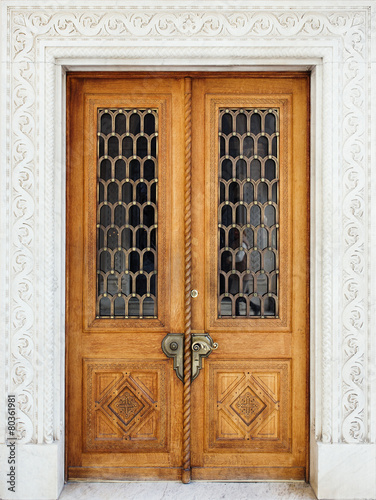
[218,108,279,318]
[96,108,158,318]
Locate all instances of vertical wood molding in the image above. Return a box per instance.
[182,76,192,483]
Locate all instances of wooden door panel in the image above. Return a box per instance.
[207,360,290,451]
[191,74,309,481]
[66,75,186,480]
[205,93,292,333]
[84,359,169,452]
[83,94,174,332]
[191,78,298,334]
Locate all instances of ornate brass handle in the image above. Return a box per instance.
[162,332,218,381]
[191,333,218,381]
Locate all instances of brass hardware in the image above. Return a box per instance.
[191,333,218,380]
[162,332,218,382]
[161,333,184,381]
[191,289,198,298]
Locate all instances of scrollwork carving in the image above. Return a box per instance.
[340,11,367,444]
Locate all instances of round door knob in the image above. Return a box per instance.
[191,289,198,298]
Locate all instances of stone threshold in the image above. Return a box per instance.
[60,481,317,499]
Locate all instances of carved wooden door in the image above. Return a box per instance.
[66,73,309,482]
[190,75,309,481]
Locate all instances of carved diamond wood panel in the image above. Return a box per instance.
[85,360,168,451]
[230,387,267,426]
[208,360,290,452]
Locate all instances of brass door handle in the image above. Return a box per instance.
[162,332,218,381]
[191,333,218,380]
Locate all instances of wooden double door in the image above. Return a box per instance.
[66,73,309,481]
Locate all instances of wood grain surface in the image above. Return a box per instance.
[66,72,309,482]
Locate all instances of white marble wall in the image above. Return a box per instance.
[0,1,375,499]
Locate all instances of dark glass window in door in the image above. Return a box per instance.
[96,108,158,318]
[218,108,279,318]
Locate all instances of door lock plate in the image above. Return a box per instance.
[161,333,184,381]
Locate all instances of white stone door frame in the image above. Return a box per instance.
[1,3,375,500]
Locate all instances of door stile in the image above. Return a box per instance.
[182,77,193,484]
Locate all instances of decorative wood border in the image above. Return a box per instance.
[83,93,171,332]
[206,95,291,332]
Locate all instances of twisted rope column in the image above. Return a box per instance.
[182,77,192,484]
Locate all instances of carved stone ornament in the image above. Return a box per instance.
[0,1,374,453]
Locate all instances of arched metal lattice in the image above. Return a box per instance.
[218,108,279,318]
[96,108,158,318]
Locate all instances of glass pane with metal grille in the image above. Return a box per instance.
[96,108,158,318]
[218,108,279,318]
